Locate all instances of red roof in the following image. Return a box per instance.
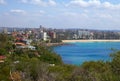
[0,56,6,59]
[15,42,26,46]
[16,37,23,40]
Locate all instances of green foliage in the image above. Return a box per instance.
[0,48,7,55]
[82,61,109,72]
[0,34,13,55]
[40,51,63,65]
[0,62,11,81]
[0,34,8,48]
[0,33,120,81]
[110,51,120,75]
[48,65,75,81]
[36,46,63,65]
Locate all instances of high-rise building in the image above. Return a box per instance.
[13,28,16,32]
[39,25,44,33]
[78,30,91,39]
[41,32,47,41]
[53,31,56,39]
[3,28,8,34]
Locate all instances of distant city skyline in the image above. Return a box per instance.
[0,0,120,30]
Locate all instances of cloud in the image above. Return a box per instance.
[67,0,101,8]
[48,0,56,6]
[102,2,120,9]
[30,0,46,6]
[62,12,79,17]
[96,13,112,19]
[32,10,46,16]
[39,10,45,14]
[0,0,6,4]
[21,0,28,3]
[10,9,27,15]
[67,0,120,10]
[21,0,56,6]
[1,0,120,30]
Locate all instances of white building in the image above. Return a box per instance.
[73,34,78,39]
[53,31,56,39]
[3,28,8,34]
[16,45,36,50]
[41,32,48,41]
[78,30,91,39]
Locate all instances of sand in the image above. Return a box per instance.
[62,40,120,43]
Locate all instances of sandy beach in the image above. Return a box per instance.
[46,43,65,46]
[62,40,120,43]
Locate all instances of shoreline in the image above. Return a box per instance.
[62,39,120,43]
[45,39,120,46]
[46,43,66,47]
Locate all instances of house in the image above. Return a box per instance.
[0,55,6,63]
[23,39,32,45]
[15,42,36,50]
[15,42,26,46]
[14,33,35,50]
[27,45,36,50]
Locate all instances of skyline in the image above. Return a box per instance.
[0,0,120,30]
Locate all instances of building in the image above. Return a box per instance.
[15,42,36,50]
[48,31,56,39]
[53,31,56,39]
[73,34,78,39]
[41,32,48,41]
[13,28,16,32]
[78,30,91,39]
[0,55,6,63]
[3,28,8,34]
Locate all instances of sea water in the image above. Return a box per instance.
[54,42,120,65]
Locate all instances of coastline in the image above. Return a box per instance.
[45,39,120,47]
[46,43,65,47]
[62,39,120,43]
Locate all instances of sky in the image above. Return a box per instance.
[0,0,120,30]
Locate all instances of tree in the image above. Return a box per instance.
[110,51,120,75]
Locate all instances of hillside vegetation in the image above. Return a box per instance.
[0,34,120,81]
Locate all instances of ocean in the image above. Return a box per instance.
[54,42,120,65]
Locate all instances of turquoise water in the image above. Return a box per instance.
[54,42,120,65]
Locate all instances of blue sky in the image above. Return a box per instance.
[0,0,120,30]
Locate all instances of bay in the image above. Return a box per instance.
[54,42,120,65]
